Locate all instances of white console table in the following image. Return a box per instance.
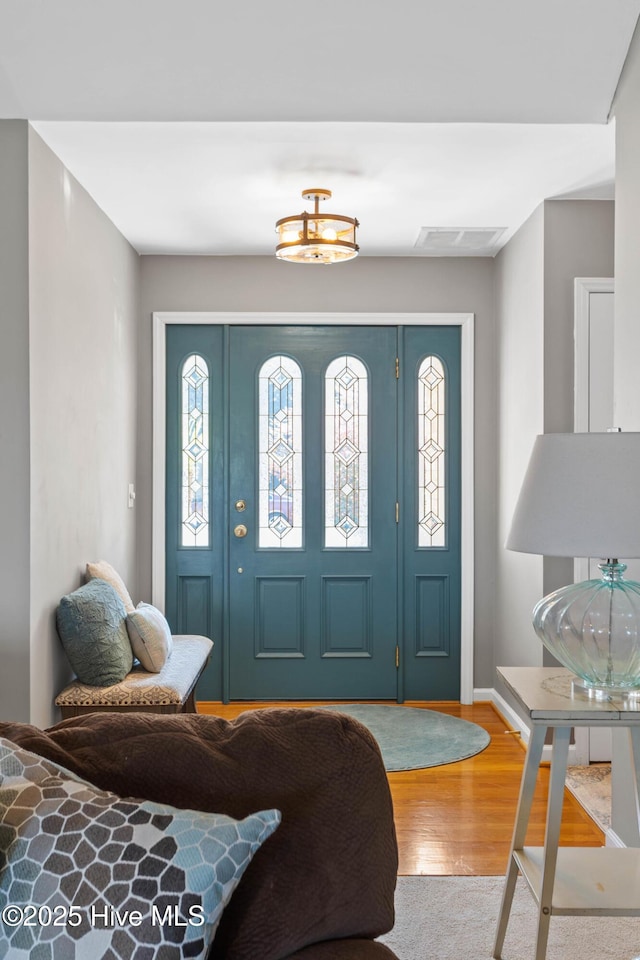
[494,666,640,960]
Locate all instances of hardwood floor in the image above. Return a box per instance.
[197,699,604,876]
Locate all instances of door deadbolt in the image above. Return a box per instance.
[233,523,248,539]
[235,499,247,512]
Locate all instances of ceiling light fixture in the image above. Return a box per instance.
[275,188,359,264]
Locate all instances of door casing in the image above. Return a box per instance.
[573,278,615,763]
[152,311,475,703]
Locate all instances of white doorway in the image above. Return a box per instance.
[151,310,476,704]
[573,277,614,764]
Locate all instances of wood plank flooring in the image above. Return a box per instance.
[197,699,604,876]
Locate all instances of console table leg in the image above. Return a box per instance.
[629,727,640,835]
[493,725,547,959]
[534,725,571,960]
[493,859,519,960]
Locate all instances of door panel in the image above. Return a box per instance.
[415,575,450,655]
[322,576,371,656]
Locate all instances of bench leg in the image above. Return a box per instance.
[183,690,197,713]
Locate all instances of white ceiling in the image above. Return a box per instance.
[2,0,639,257]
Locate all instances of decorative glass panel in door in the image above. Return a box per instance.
[258,355,303,548]
[181,354,210,547]
[417,355,446,547]
[325,355,368,548]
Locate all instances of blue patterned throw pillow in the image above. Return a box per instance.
[56,578,133,685]
[0,738,280,959]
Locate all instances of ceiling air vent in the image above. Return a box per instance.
[414,227,507,257]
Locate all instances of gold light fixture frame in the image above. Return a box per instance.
[275,188,359,264]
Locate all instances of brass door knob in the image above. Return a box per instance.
[235,499,247,512]
[233,523,248,539]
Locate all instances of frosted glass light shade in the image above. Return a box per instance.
[508,432,640,694]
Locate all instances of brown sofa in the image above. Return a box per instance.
[0,708,399,960]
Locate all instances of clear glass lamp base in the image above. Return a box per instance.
[533,561,640,697]
[570,678,640,700]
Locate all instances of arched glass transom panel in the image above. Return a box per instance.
[181,354,209,547]
[258,356,303,548]
[418,355,446,547]
[325,356,369,548]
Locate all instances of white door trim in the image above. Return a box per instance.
[152,310,475,703]
[573,278,615,584]
[574,278,616,431]
[573,279,614,764]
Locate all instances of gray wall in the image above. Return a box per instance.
[543,200,615,435]
[494,205,545,676]
[542,199,615,600]
[614,19,640,432]
[0,121,31,721]
[493,199,615,684]
[139,255,498,688]
[27,129,140,727]
[610,19,640,847]
[0,126,140,728]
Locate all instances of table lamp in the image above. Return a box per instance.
[506,432,640,696]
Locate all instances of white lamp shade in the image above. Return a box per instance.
[506,432,640,558]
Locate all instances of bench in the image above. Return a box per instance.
[55,634,213,719]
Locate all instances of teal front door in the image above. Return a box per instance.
[165,322,461,701]
[228,325,397,699]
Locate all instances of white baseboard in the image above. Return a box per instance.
[475,685,525,735]
[605,827,627,848]
[475,688,580,767]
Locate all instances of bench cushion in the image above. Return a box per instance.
[55,635,212,708]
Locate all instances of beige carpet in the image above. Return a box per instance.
[565,763,611,831]
[379,876,640,959]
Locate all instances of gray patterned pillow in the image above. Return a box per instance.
[56,579,133,685]
[0,738,280,959]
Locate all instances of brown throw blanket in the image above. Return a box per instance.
[0,709,398,960]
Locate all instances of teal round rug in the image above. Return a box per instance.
[317,704,491,771]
